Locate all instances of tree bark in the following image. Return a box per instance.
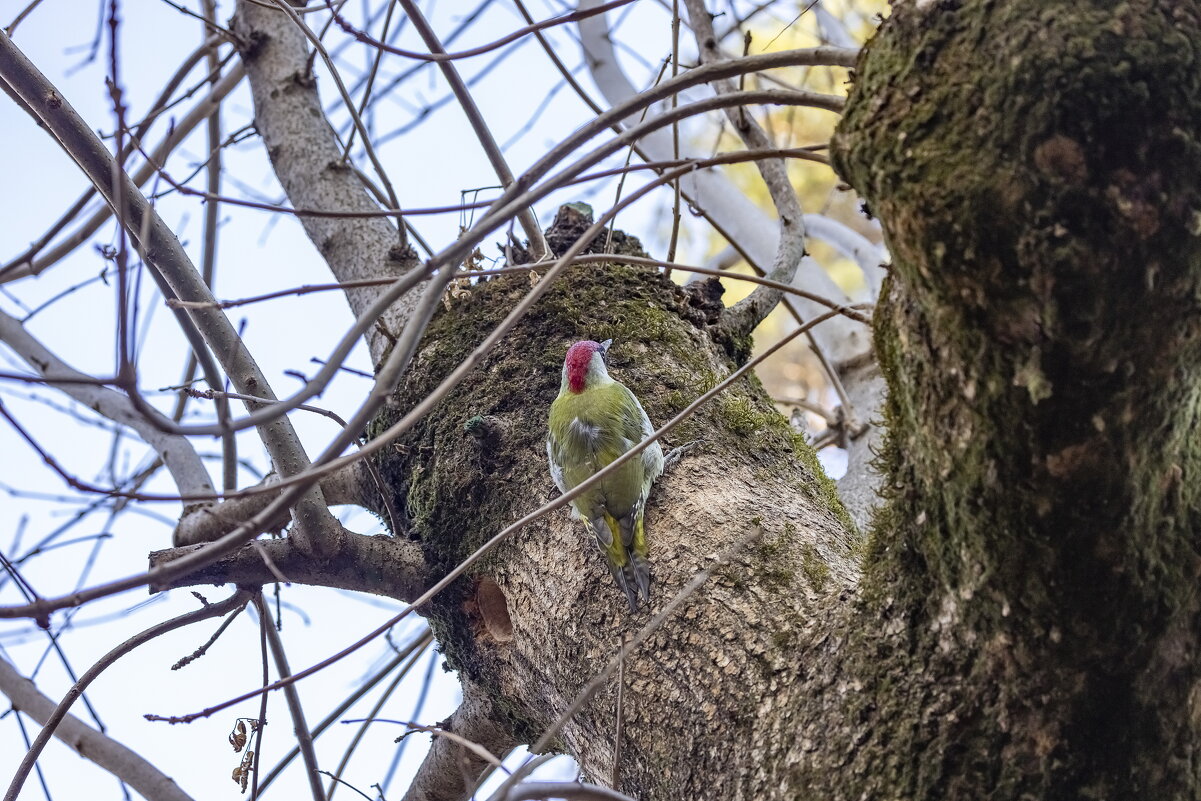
[204,1,1201,798]
[826,0,1201,797]
[364,226,859,798]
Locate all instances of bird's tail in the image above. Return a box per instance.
[628,511,651,607]
[626,552,650,608]
[609,562,641,614]
[595,512,646,613]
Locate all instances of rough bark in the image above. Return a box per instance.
[363,224,859,799]
[154,1,1201,798]
[826,0,1201,797]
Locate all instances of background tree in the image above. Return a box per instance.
[3,1,1196,800]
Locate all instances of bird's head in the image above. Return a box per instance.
[562,339,613,394]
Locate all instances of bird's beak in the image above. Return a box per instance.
[599,339,613,355]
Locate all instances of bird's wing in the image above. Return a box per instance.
[618,383,664,484]
[545,436,568,494]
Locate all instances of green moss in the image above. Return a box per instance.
[800,544,830,593]
[720,396,762,437]
[749,523,799,591]
[829,2,1201,796]
[792,433,858,539]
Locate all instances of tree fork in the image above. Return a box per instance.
[833,1,1201,797]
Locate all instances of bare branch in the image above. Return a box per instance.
[0,28,343,555]
[256,594,326,801]
[257,628,433,795]
[398,0,549,261]
[324,637,433,801]
[0,591,251,801]
[0,57,246,284]
[400,679,518,801]
[172,461,368,546]
[198,0,235,491]
[326,0,639,64]
[148,532,429,602]
[680,0,811,335]
[0,308,213,497]
[576,1,867,355]
[232,0,420,365]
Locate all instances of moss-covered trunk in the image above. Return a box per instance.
[367,223,858,799]
[359,3,1201,799]
[827,0,1201,797]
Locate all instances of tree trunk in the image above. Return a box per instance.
[366,2,1201,799]
[826,0,1201,797]
[366,218,860,797]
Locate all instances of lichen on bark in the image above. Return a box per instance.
[829,1,1201,797]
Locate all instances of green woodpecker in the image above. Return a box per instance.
[547,339,664,612]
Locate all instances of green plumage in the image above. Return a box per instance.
[547,341,663,612]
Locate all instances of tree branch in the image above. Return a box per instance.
[575,1,868,361]
[0,591,251,801]
[400,679,519,801]
[148,532,429,602]
[398,0,549,261]
[0,28,343,556]
[257,593,326,801]
[0,307,213,498]
[231,0,423,366]
[172,461,371,546]
[681,0,809,333]
[0,58,246,283]
[257,628,433,795]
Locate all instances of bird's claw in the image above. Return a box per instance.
[664,439,703,472]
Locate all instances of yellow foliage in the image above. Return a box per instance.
[686,0,888,431]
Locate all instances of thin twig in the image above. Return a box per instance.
[666,0,683,269]
[171,599,245,670]
[4,0,47,34]
[199,0,236,491]
[325,0,641,63]
[323,638,431,801]
[256,593,327,801]
[3,591,250,801]
[250,592,269,801]
[398,0,548,259]
[258,628,433,794]
[611,633,626,789]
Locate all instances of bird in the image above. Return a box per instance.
[547,339,664,612]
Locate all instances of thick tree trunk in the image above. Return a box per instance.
[366,221,860,798]
[826,0,1201,797]
[368,2,1201,799]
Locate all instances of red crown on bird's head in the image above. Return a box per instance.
[564,339,610,393]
